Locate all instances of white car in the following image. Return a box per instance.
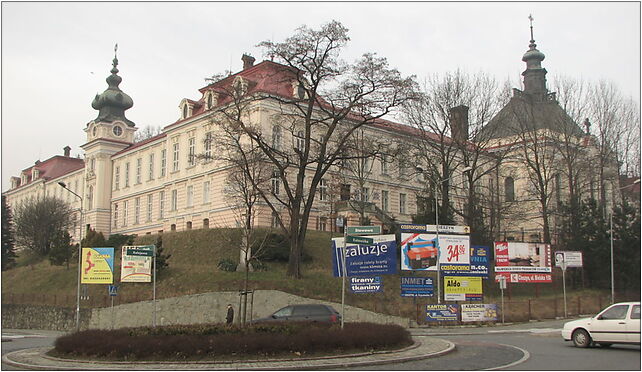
[561,302,640,348]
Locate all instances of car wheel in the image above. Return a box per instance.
[572,329,591,348]
[598,343,613,348]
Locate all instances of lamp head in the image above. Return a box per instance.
[58,181,67,188]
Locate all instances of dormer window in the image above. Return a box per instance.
[32,168,39,180]
[232,76,248,97]
[205,91,218,109]
[292,81,308,99]
[180,99,193,119]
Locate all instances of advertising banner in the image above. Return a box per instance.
[494,242,551,272]
[554,251,583,268]
[426,304,460,321]
[400,277,433,297]
[400,233,470,271]
[121,245,154,283]
[441,246,490,278]
[461,304,498,322]
[81,247,114,284]
[444,276,483,301]
[331,235,397,277]
[495,272,553,283]
[349,276,383,293]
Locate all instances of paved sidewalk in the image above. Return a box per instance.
[2,336,454,370]
[409,318,571,336]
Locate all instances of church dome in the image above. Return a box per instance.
[522,44,545,62]
[91,48,135,127]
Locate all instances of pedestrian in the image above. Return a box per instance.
[226,304,234,325]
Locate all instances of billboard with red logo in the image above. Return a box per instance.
[401,233,470,271]
[494,242,551,273]
[495,272,553,283]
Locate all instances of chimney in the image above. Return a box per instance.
[450,105,469,143]
[241,54,255,70]
[64,146,71,157]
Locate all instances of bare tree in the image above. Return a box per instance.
[14,196,73,256]
[134,125,162,142]
[404,70,507,243]
[218,21,417,279]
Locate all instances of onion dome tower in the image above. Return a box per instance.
[91,45,135,127]
[521,14,548,98]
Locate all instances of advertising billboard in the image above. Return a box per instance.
[121,245,154,283]
[400,233,470,271]
[494,242,551,273]
[80,247,114,284]
[426,304,460,321]
[461,304,498,322]
[495,272,553,283]
[400,277,433,297]
[331,235,397,277]
[444,276,483,301]
[349,276,383,294]
[554,251,583,268]
[441,245,489,278]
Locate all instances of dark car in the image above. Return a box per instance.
[253,304,341,324]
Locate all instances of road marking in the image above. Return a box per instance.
[483,343,530,371]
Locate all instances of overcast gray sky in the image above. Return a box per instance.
[2,2,640,191]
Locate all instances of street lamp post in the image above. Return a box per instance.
[416,166,472,304]
[58,181,83,332]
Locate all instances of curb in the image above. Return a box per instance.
[2,337,455,370]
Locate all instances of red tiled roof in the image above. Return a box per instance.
[16,156,84,189]
[112,132,168,157]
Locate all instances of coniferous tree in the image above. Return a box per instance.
[153,236,170,275]
[1,195,17,270]
[48,231,75,268]
[81,228,106,248]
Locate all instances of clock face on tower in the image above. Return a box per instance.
[113,125,123,137]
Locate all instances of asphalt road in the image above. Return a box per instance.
[346,328,641,370]
[2,324,640,370]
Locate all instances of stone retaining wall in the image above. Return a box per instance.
[1,304,91,331]
[2,290,408,331]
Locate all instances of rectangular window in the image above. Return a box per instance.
[147,194,153,222]
[362,187,370,202]
[204,132,212,159]
[187,185,193,207]
[172,143,180,172]
[148,153,155,181]
[123,200,128,226]
[114,166,120,190]
[399,193,407,214]
[159,191,165,219]
[171,189,178,210]
[125,162,130,187]
[188,137,196,166]
[271,170,280,195]
[113,203,118,228]
[295,130,304,151]
[319,179,327,201]
[319,217,327,231]
[340,184,351,201]
[134,197,140,224]
[161,149,167,177]
[136,158,142,184]
[203,181,210,203]
[381,154,388,174]
[382,190,389,212]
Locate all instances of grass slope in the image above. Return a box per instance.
[2,228,612,319]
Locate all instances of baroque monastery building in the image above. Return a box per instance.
[4,30,622,245]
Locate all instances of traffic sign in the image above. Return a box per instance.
[346,236,374,245]
[108,285,118,296]
[346,226,381,235]
[126,246,154,256]
[426,225,470,234]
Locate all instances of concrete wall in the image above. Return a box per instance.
[1,304,91,331]
[89,290,409,329]
[2,290,408,331]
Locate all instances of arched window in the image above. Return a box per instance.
[170,224,176,231]
[504,177,515,202]
[182,104,189,119]
[186,221,192,230]
[203,218,209,229]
